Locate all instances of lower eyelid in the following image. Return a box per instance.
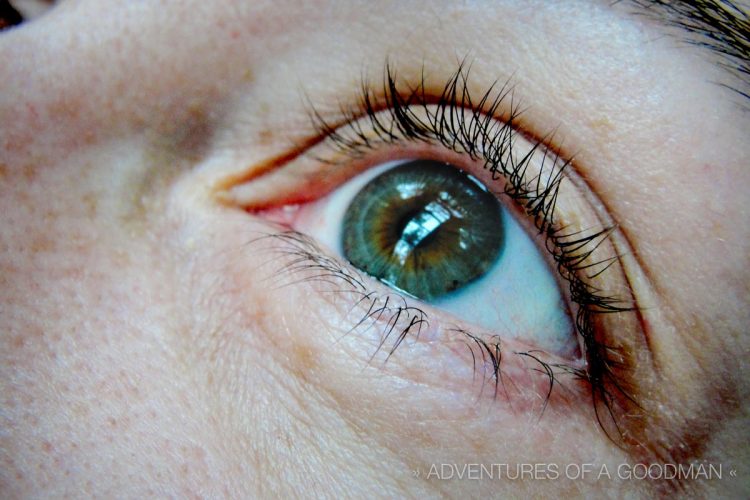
[250,229,590,411]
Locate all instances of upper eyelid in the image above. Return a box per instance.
[226,67,632,324]
[226,92,565,223]
[306,95,634,312]
[214,64,532,196]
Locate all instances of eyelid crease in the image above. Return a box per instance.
[217,67,532,207]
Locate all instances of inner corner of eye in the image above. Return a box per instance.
[272,158,577,357]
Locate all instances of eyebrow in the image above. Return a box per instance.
[626,0,750,100]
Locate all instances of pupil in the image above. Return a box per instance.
[342,159,505,301]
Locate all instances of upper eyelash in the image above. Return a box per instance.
[301,61,640,438]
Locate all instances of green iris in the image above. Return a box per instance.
[341,160,505,300]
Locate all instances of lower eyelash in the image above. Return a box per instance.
[255,230,429,356]
[252,230,590,418]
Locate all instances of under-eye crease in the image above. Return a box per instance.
[236,62,640,438]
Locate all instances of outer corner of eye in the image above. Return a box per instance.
[250,156,579,360]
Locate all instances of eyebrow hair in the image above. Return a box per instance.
[626,0,750,100]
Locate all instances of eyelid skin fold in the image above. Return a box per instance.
[220,63,651,450]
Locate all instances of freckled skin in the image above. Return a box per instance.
[1,1,748,498]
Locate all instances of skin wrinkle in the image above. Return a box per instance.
[541,165,681,454]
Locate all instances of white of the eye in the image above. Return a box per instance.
[431,207,574,356]
[293,160,575,356]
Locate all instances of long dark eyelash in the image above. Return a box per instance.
[256,231,429,361]
[305,61,638,438]
[261,230,580,418]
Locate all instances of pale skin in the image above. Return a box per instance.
[1,0,749,498]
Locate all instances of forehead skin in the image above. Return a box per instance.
[0,0,748,498]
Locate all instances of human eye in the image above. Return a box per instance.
[275,156,578,358]
[221,63,641,433]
